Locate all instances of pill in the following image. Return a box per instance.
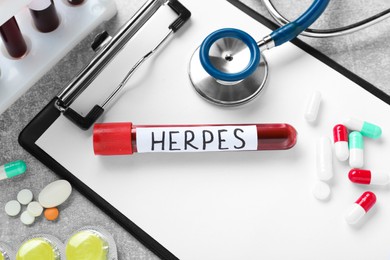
[17,189,33,205]
[345,191,376,225]
[20,211,35,225]
[0,160,27,181]
[316,136,333,181]
[27,201,44,217]
[348,169,390,185]
[5,200,21,216]
[344,117,381,139]
[304,90,321,123]
[16,238,59,259]
[44,207,59,221]
[66,230,109,260]
[312,181,331,201]
[38,180,72,208]
[333,124,349,161]
[349,131,364,168]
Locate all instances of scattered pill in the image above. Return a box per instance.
[345,191,376,225]
[0,160,27,181]
[316,136,333,181]
[44,207,59,221]
[20,211,35,225]
[312,181,331,201]
[27,201,44,217]
[344,117,382,139]
[16,237,59,259]
[5,200,21,217]
[38,180,72,208]
[304,90,321,123]
[348,169,390,186]
[66,230,109,260]
[349,131,364,168]
[333,124,349,161]
[17,189,33,205]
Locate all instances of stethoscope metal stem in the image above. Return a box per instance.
[101,30,174,109]
[263,0,390,38]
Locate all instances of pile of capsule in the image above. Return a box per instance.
[0,0,84,60]
[305,91,384,225]
[315,117,383,225]
[333,118,382,225]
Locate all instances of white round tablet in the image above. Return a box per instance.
[5,200,21,217]
[20,211,35,225]
[38,180,72,208]
[312,181,331,201]
[17,189,33,205]
[27,201,44,217]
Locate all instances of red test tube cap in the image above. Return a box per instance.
[93,123,133,155]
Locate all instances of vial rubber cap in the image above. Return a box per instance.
[93,123,133,155]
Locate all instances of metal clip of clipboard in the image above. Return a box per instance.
[55,0,191,130]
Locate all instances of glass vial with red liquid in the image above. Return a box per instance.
[67,0,85,5]
[93,122,298,155]
[28,0,60,33]
[0,17,28,59]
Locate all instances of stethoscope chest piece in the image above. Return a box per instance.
[188,28,268,106]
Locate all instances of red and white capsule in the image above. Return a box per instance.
[333,124,349,161]
[345,191,376,225]
[348,169,390,185]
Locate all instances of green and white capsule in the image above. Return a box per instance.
[349,132,364,168]
[0,160,27,181]
[344,117,382,139]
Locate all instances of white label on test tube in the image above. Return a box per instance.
[316,136,333,181]
[136,126,258,153]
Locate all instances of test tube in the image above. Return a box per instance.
[67,0,85,5]
[29,0,60,33]
[93,122,298,155]
[0,17,28,58]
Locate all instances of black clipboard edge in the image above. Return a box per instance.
[228,0,390,106]
[18,2,390,260]
[18,99,179,260]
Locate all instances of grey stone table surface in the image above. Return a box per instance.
[0,0,389,259]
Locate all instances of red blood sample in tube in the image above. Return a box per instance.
[0,17,27,58]
[93,122,297,155]
[29,0,60,33]
[67,0,85,5]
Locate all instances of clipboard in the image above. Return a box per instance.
[19,0,390,259]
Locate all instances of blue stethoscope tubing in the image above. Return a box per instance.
[198,0,330,84]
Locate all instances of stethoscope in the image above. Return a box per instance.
[188,0,331,106]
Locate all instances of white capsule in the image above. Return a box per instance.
[345,191,376,225]
[345,203,366,225]
[334,142,349,161]
[333,124,349,161]
[304,90,322,123]
[38,180,72,208]
[349,132,364,168]
[316,136,333,181]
